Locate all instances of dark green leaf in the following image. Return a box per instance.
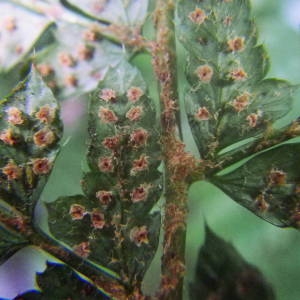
[212,143,300,228]
[0,2,52,72]
[216,118,300,169]
[48,61,162,285]
[47,195,95,246]
[176,0,295,159]
[0,67,62,217]
[0,223,28,265]
[48,193,161,281]
[190,226,275,300]
[15,262,109,300]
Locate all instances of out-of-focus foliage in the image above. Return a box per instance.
[190,226,275,300]
[0,2,52,72]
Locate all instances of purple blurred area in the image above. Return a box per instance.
[0,247,47,299]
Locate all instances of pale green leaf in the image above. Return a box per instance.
[0,2,52,72]
[61,0,149,25]
[34,23,125,99]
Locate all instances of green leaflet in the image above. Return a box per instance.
[215,117,300,169]
[185,79,295,159]
[0,68,62,217]
[0,224,28,265]
[34,23,125,100]
[176,0,296,159]
[48,61,162,285]
[15,262,109,300]
[190,226,275,300]
[0,2,52,72]
[61,0,149,25]
[212,143,300,229]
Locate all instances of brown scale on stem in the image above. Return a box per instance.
[165,138,198,182]
[152,1,199,298]
[159,256,186,298]
[163,202,187,252]
[93,278,127,300]
[127,288,146,300]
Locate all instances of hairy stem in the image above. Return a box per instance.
[152,1,189,298]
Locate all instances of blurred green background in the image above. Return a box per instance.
[0,0,300,299]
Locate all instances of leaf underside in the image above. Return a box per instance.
[212,143,300,228]
[0,68,62,217]
[176,0,300,230]
[176,0,295,159]
[47,61,162,286]
[190,226,275,300]
[34,23,126,99]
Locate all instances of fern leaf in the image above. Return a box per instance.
[47,61,162,289]
[34,23,125,100]
[212,143,300,229]
[0,67,62,217]
[175,0,300,232]
[176,0,296,160]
